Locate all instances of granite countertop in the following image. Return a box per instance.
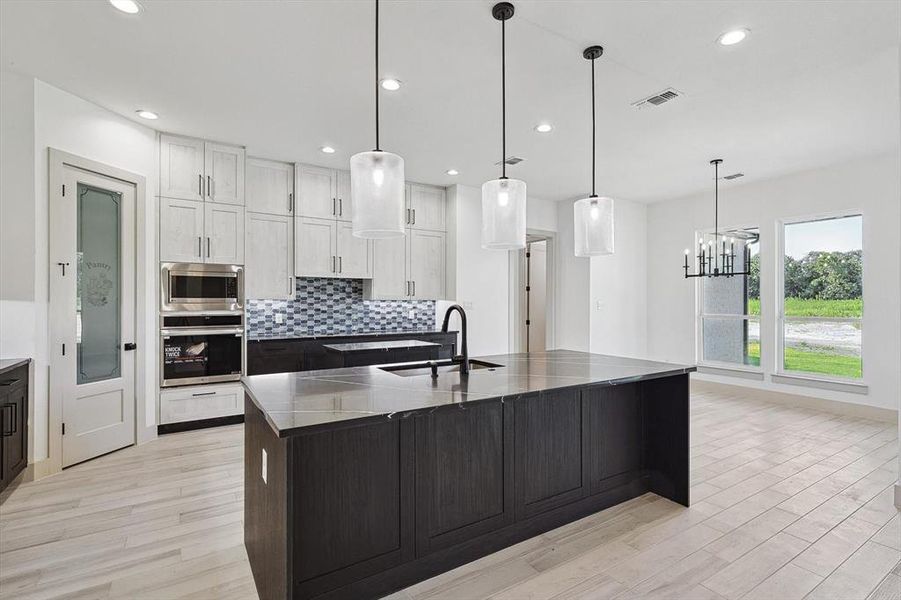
[0,358,31,376]
[242,350,695,437]
[323,340,441,353]
[247,330,456,341]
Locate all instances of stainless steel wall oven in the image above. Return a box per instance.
[160,314,243,387]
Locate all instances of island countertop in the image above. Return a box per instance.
[242,350,695,437]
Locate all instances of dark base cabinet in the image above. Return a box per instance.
[0,364,29,497]
[244,374,690,600]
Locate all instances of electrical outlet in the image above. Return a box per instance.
[275,312,285,325]
[596,300,603,310]
[462,301,474,310]
[408,309,416,319]
[261,448,268,484]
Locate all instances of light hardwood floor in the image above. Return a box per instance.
[1,386,898,600]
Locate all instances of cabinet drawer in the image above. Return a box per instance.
[160,383,243,425]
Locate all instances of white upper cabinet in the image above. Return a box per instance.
[246,213,293,299]
[160,198,204,262]
[335,169,352,222]
[336,222,371,278]
[295,216,337,277]
[204,203,245,264]
[246,158,294,216]
[408,184,446,231]
[367,236,408,299]
[408,229,446,299]
[160,134,205,201]
[204,142,245,206]
[296,164,336,219]
[159,133,244,204]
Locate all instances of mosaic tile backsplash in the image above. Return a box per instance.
[246,278,436,338]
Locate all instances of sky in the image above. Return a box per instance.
[784,215,862,259]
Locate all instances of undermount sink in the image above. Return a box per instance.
[379,359,504,377]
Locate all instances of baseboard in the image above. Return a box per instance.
[27,457,59,482]
[691,379,897,423]
[158,414,244,435]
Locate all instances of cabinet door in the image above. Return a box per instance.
[514,389,588,520]
[586,384,643,495]
[296,164,336,219]
[159,383,243,425]
[246,158,294,216]
[409,184,446,231]
[336,222,372,278]
[1,384,27,481]
[415,401,513,555]
[204,203,245,264]
[368,236,408,299]
[246,213,293,299]
[204,142,245,205]
[295,216,337,277]
[293,419,413,597]
[335,169,352,222]
[160,134,205,201]
[160,198,204,262]
[408,229,445,299]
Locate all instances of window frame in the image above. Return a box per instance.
[695,224,763,373]
[775,211,864,384]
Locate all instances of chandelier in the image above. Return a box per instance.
[683,159,751,278]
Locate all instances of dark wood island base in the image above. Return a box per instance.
[243,352,691,600]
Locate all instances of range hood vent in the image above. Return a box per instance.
[632,87,683,109]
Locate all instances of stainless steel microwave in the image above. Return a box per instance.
[160,262,243,312]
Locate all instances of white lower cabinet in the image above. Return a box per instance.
[159,383,244,425]
[246,213,293,299]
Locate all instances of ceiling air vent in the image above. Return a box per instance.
[723,173,744,180]
[632,87,683,109]
[495,156,524,166]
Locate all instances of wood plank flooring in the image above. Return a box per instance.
[1,386,898,600]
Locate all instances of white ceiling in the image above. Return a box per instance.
[1,0,899,203]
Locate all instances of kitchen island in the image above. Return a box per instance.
[243,350,694,600]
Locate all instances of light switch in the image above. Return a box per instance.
[261,448,268,484]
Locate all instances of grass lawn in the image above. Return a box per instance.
[746,341,861,379]
[747,297,861,318]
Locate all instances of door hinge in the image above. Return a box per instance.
[526,252,531,258]
[62,422,66,435]
[525,319,531,326]
[525,285,531,292]
[62,184,65,197]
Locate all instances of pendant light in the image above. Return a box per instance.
[574,45,614,257]
[481,2,526,250]
[683,159,752,278]
[351,0,405,239]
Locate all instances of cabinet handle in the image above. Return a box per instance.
[198,236,202,258]
[331,255,336,273]
[412,280,416,296]
[406,280,410,296]
[191,391,217,397]
[412,209,416,225]
[288,192,293,213]
[288,276,294,295]
[198,174,203,196]
[338,256,342,273]
[207,237,211,258]
[339,198,343,216]
[332,198,336,216]
[207,175,212,198]
[0,379,20,387]
[1,405,11,437]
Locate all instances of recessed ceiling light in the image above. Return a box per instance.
[380,78,402,91]
[109,0,142,14]
[446,169,459,176]
[135,109,158,120]
[320,146,336,154]
[717,28,749,46]
[535,123,553,133]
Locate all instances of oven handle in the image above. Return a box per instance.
[160,328,243,337]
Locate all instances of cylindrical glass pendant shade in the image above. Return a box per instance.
[574,196,614,257]
[350,150,405,238]
[481,178,526,250]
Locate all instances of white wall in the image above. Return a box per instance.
[590,198,648,358]
[555,200,590,351]
[647,153,901,412]
[0,77,159,462]
[528,241,547,351]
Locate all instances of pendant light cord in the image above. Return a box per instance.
[501,17,506,179]
[374,0,381,152]
[590,56,596,197]
[714,160,718,239]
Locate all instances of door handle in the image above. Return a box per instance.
[123,343,137,351]
[207,175,212,198]
[57,262,70,276]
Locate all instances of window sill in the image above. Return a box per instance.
[771,373,869,395]
[697,364,766,381]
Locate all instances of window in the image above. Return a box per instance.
[699,228,760,368]
[779,215,862,380]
